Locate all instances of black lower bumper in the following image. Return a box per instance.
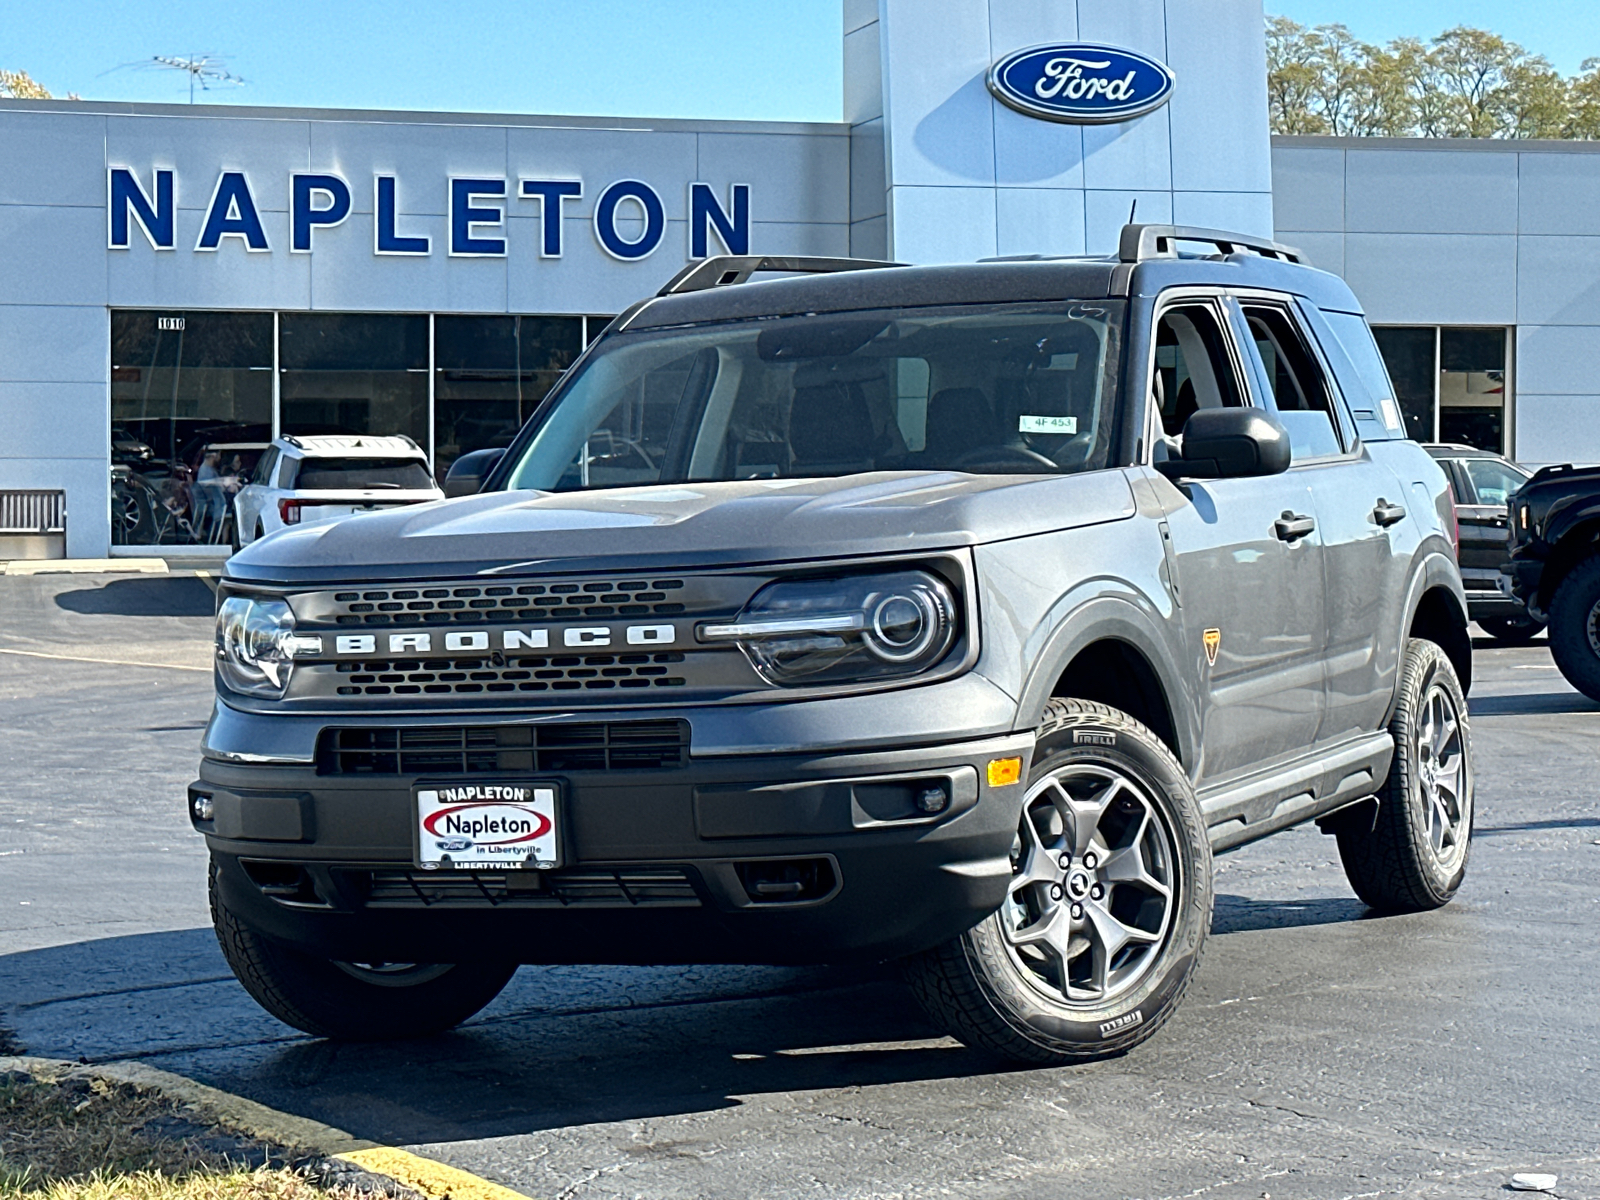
[1502,557,1547,619]
[194,731,1034,966]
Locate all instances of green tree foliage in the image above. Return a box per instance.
[1267,17,1596,139]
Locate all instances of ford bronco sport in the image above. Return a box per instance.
[195,225,1474,1064]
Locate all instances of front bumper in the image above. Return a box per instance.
[1501,556,1547,619]
[194,728,1035,966]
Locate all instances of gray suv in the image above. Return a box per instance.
[195,226,1473,1065]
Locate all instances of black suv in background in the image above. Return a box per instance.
[196,227,1473,1065]
[1424,444,1539,643]
[1505,463,1600,698]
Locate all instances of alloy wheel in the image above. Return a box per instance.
[1000,763,1177,1005]
[1414,679,1470,871]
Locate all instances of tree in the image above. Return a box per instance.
[1266,16,1600,141]
[0,69,53,99]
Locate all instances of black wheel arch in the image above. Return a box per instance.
[1402,553,1472,696]
[1535,516,1600,614]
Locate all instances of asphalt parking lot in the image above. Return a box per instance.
[1,570,1597,1200]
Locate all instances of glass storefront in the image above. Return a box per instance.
[110,311,272,546]
[1372,325,1512,455]
[110,310,602,546]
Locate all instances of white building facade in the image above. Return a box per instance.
[0,0,1592,559]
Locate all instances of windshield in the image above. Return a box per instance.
[503,302,1125,492]
[292,457,434,490]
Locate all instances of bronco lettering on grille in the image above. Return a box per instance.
[329,624,679,658]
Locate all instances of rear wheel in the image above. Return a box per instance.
[903,699,1210,1064]
[1334,638,1472,912]
[1548,555,1600,701]
[210,862,516,1040]
[1477,614,1544,645]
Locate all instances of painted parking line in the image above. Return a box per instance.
[1,1055,531,1200]
[0,646,210,673]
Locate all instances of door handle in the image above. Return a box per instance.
[1275,511,1316,541]
[1373,499,1407,527]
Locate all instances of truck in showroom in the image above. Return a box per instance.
[195,227,1473,1065]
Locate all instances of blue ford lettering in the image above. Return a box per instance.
[987,42,1175,124]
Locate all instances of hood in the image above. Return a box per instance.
[224,469,1136,584]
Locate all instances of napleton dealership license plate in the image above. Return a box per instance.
[414,782,559,869]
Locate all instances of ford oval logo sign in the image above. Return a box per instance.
[987,43,1175,125]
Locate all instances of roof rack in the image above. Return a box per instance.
[657,254,902,296]
[1118,224,1305,265]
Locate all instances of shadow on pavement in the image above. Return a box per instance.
[53,577,214,618]
[1211,893,1373,934]
[1474,817,1600,837]
[0,928,1011,1144]
[1469,692,1600,717]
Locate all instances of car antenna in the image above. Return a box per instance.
[1128,198,1138,224]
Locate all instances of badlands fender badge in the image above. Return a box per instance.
[1203,628,1222,666]
[1099,1009,1144,1038]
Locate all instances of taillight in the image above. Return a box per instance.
[1448,498,1459,558]
[278,499,302,525]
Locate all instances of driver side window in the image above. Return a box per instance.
[1152,303,1245,446]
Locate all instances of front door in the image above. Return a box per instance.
[1148,297,1327,789]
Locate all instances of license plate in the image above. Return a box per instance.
[414,782,560,870]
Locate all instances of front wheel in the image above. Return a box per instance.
[1334,637,1473,913]
[211,862,516,1040]
[1548,556,1600,701]
[902,699,1211,1065]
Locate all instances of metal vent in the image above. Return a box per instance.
[0,491,65,534]
[326,579,687,625]
[359,867,700,908]
[331,652,688,695]
[318,720,689,775]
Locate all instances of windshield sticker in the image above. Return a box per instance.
[1380,398,1403,429]
[1020,415,1077,435]
[1047,353,1078,369]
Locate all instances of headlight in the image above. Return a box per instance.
[702,570,959,686]
[215,596,322,699]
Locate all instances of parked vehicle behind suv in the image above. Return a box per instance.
[1424,444,1539,643]
[232,435,444,551]
[196,228,1473,1065]
[1504,462,1600,699]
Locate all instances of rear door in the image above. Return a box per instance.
[1454,456,1525,593]
[1149,294,1327,788]
[1233,296,1411,747]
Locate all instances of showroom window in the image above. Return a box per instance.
[110,311,273,546]
[433,315,583,478]
[279,313,430,448]
[1371,326,1512,453]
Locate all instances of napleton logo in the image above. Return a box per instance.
[1203,628,1222,666]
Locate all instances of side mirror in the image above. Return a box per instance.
[1156,407,1291,480]
[443,448,505,498]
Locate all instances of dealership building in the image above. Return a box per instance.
[1,0,1597,559]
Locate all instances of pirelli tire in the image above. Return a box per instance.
[1547,554,1600,703]
[902,698,1211,1065]
[210,860,517,1040]
[1334,637,1473,913]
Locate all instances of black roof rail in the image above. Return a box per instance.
[657,254,903,296]
[1118,223,1305,265]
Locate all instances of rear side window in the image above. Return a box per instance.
[1462,457,1529,505]
[1240,304,1343,462]
[291,457,434,490]
[1319,310,1405,435]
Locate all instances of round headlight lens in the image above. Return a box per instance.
[703,569,959,687]
[215,595,319,699]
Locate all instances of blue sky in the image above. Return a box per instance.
[4,1,1597,121]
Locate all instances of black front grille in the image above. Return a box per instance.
[327,579,687,625]
[357,867,700,908]
[331,652,687,696]
[318,720,689,775]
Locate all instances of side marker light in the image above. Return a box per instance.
[987,757,1023,787]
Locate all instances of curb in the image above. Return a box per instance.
[0,1055,531,1200]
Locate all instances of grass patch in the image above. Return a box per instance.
[0,1071,362,1200]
